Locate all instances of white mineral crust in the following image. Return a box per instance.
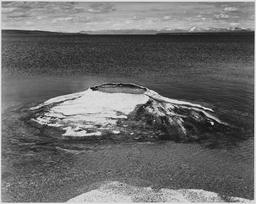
[67,181,251,202]
[30,84,227,138]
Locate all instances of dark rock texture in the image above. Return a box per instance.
[29,83,234,143]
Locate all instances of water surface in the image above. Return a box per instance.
[2,33,254,201]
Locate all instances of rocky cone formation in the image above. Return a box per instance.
[29,83,231,142]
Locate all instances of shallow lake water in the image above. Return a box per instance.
[1,33,254,201]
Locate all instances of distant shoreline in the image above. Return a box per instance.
[2,29,254,36]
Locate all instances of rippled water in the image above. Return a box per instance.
[2,33,254,201]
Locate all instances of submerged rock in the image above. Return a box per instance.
[29,83,231,142]
[67,181,251,202]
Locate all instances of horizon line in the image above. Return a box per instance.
[2,28,254,34]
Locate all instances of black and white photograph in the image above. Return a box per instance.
[1,1,255,202]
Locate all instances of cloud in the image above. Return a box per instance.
[125,20,132,24]
[75,16,94,23]
[36,16,45,20]
[230,22,240,26]
[196,14,207,21]
[25,21,33,25]
[2,7,17,13]
[131,16,145,21]
[87,3,116,14]
[224,7,238,12]
[163,16,171,20]
[7,13,31,19]
[215,13,229,19]
[1,2,254,32]
[52,17,73,23]
[71,7,86,14]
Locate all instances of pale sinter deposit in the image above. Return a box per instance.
[30,83,230,141]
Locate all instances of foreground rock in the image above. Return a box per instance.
[29,83,231,142]
[67,181,251,202]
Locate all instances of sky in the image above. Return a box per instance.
[1,2,255,32]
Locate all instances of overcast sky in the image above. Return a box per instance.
[2,2,254,32]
